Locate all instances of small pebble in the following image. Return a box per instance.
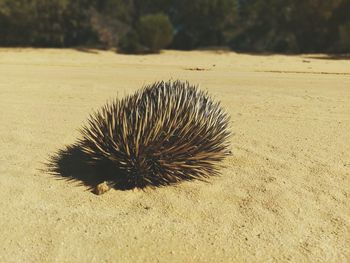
[95,182,111,195]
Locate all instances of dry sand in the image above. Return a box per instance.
[0,48,349,262]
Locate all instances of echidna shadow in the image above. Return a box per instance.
[47,144,134,191]
[47,80,231,193]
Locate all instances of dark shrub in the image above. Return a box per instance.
[137,13,173,53]
[118,30,146,54]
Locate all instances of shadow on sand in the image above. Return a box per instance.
[234,50,350,60]
[305,54,350,60]
[46,143,135,193]
[73,47,100,54]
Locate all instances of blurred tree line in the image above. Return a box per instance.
[0,0,349,53]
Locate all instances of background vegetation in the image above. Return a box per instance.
[0,0,349,53]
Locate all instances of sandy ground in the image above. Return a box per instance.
[0,48,349,263]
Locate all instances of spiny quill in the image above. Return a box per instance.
[80,80,231,194]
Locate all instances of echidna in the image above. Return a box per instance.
[80,80,230,194]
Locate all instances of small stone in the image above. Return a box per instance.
[95,181,111,195]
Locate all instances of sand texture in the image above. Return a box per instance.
[0,49,349,262]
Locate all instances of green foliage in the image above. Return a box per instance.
[0,0,349,52]
[171,0,237,49]
[137,13,173,53]
[231,0,349,52]
[333,0,350,51]
[119,30,145,54]
[0,0,94,46]
[95,0,134,23]
[63,0,98,46]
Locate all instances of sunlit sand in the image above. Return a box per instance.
[0,48,349,262]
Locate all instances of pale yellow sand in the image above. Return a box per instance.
[0,49,349,263]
